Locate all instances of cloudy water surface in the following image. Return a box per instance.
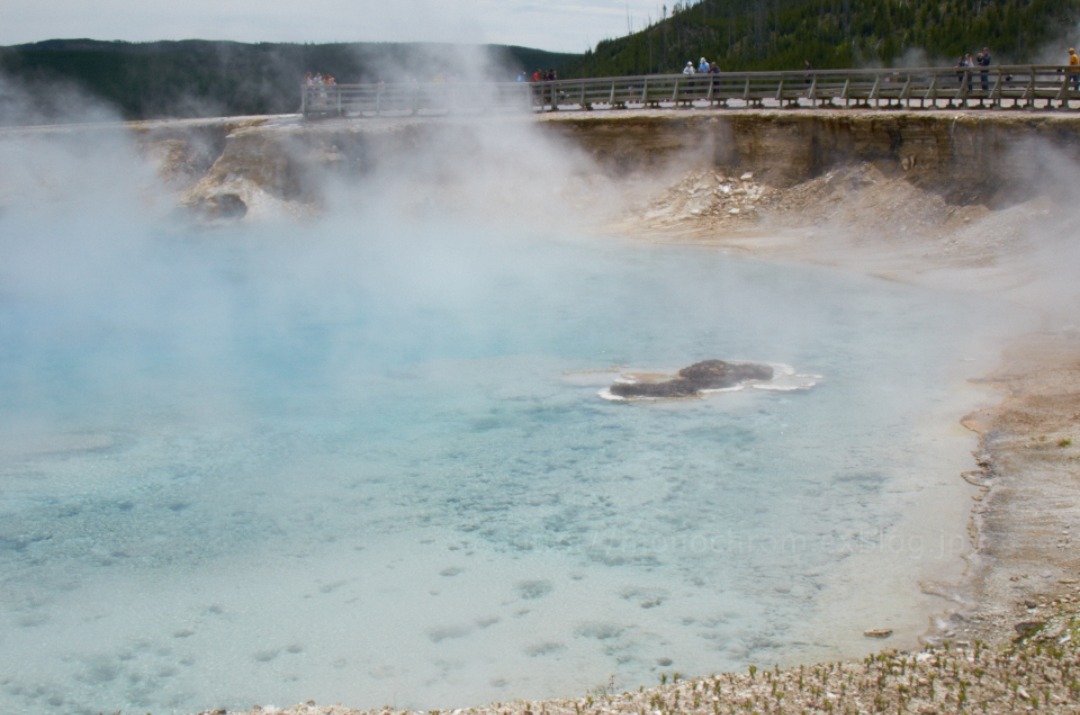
[0,195,1026,714]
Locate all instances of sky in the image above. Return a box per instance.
[2,0,667,54]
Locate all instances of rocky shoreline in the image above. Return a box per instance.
[227,608,1080,713]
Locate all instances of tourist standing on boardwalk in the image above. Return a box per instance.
[976,47,991,91]
[1070,48,1080,89]
[956,53,974,89]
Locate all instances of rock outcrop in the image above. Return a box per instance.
[178,192,248,220]
[610,359,773,398]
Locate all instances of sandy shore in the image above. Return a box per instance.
[210,121,1080,714]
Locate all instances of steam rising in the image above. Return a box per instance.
[1,65,1077,715]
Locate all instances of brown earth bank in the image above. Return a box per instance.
[35,109,1079,713]
[60,106,1080,224]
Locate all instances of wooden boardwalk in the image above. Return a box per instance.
[302,65,1080,118]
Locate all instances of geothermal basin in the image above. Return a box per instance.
[0,109,1057,714]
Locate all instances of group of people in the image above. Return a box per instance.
[520,69,558,82]
[683,57,720,74]
[955,48,992,90]
[304,72,337,87]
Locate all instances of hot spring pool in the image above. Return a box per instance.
[0,212,1013,714]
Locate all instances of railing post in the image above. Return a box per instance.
[899,76,911,108]
[1056,72,1071,108]
[301,85,307,117]
[923,72,938,108]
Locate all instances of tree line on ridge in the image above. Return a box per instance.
[566,0,1080,76]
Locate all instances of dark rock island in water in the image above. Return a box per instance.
[610,360,774,398]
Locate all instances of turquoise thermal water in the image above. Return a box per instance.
[0,212,1000,714]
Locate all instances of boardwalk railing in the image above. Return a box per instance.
[302,65,1080,118]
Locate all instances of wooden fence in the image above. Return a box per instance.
[301,65,1080,118]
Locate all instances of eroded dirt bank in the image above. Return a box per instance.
[109,107,1080,222]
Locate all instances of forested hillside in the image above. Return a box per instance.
[0,40,573,122]
[567,0,1080,76]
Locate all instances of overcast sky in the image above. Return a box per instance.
[3,0,667,54]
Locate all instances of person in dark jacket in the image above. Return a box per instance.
[976,47,991,91]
